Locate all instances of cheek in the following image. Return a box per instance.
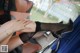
[15,0,28,12]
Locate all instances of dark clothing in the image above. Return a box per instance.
[52,15,80,53]
[8,0,16,11]
[0,0,5,10]
[0,0,11,24]
[0,11,11,25]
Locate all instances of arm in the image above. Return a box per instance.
[0,25,14,42]
[0,35,12,45]
[0,20,30,42]
[21,21,72,33]
[40,19,73,33]
[36,22,68,32]
[7,35,23,52]
[7,32,44,52]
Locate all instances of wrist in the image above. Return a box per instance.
[5,28,14,36]
[0,27,14,35]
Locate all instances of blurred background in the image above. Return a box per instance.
[29,0,80,23]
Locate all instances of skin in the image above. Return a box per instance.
[0,20,31,42]
[0,20,36,52]
[7,35,23,51]
[0,0,72,53]
[0,0,36,52]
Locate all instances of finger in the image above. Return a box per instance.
[17,20,25,24]
[24,20,32,25]
[23,20,33,27]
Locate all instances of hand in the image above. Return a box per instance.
[21,21,36,32]
[0,20,30,32]
[0,20,17,31]
[22,42,42,53]
[11,20,31,32]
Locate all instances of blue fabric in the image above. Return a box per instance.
[52,15,80,53]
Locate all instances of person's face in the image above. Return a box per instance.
[10,0,33,20]
[15,0,28,12]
